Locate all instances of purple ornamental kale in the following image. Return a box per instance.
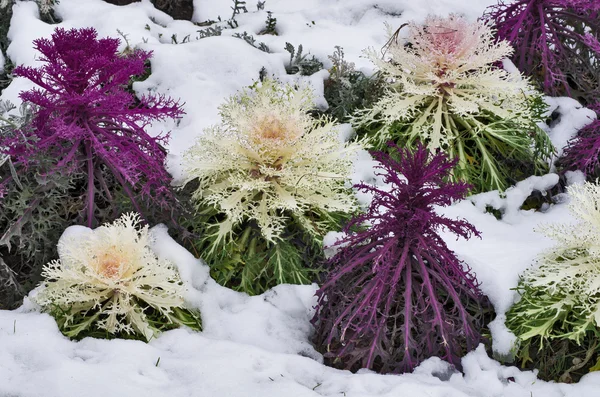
[0,27,183,227]
[483,0,600,104]
[312,144,488,374]
[560,105,600,178]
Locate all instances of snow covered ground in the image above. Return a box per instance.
[1,0,600,395]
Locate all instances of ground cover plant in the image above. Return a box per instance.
[483,0,600,105]
[6,0,600,394]
[312,143,489,374]
[34,213,202,341]
[0,27,183,309]
[506,181,600,382]
[182,79,363,295]
[321,46,384,123]
[352,14,554,193]
[0,100,73,310]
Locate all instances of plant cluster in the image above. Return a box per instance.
[5,1,599,377]
[34,213,202,341]
[182,79,362,295]
[0,27,183,307]
[284,42,323,75]
[483,0,600,105]
[312,144,489,373]
[2,27,183,226]
[352,15,554,193]
[506,181,600,382]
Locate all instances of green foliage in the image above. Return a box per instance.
[181,80,362,295]
[48,299,202,342]
[184,205,352,296]
[0,101,73,308]
[0,1,12,96]
[227,0,248,28]
[413,96,549,192]
[322,46,384,122]
[359,93,553,194]
[0,1,59,35]
[0,170,81,309]
[0,55,12,96]
[506,280,600,382]
[353,16,555,193]
[506,181,600,382]
[284,42,323,75]
[0,257,24,310]
[230,0,247,16]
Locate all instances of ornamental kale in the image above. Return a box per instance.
[483,0,600,105]
[559,105,600,179]
[182,79,362,295]
[34,213,202,342]
[1,27,183,227]
[0,27,183,308]
[506,181,600,382]
[312,144,489,373]
[353,15,553,193]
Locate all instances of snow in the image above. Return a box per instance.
[543,96,597,160]
[0,308,585,397]
[0,232,594,397]
[3,0,600,395]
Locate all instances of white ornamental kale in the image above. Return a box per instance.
[353,14,552,192]
[183,79,363,247]
[34,213,189,341]
[508,182,600,346]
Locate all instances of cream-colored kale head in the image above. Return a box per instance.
[356,14,536,149]
[528,182,600,295]
[34,213,186,341]
[353,14,554,193]
[513,182,600,343]
[183,79,362,245]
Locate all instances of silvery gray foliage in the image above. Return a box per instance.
[0,100,36,134]
[0,256,23,309]
[0,0,56,14]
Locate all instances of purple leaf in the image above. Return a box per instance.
[483,0,600,104]
[1,27,184,227]
[560,105,600,178]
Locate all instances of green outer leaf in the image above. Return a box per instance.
[183,205,353,296]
